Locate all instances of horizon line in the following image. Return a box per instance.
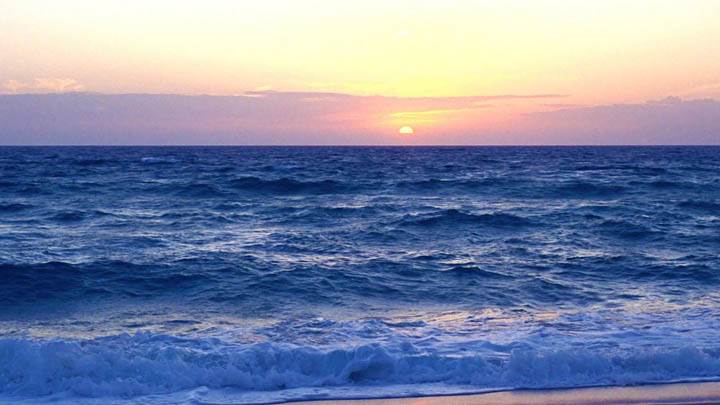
[2,144,718,148]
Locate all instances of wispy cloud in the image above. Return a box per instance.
[245,90,566,102]
[680,82,720,99]
[505,97,720,145]
[1,78,84,94]
[2,90,660,145]
[243,90,565,117]
[540,103,587,109]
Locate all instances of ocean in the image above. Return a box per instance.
[1,146,719,403]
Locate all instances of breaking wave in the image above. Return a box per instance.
[1,334,720,402]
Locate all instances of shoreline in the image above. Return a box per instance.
[298,381,720,404]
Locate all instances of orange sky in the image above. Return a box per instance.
[1,1,719,144]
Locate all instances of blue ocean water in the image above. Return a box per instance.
[1,146,719,403]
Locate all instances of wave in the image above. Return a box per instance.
[160,177,351,198]
[71,158,111,166]
[1,334,719,402]
[48,210,88,222]
[552,181,627,198]
[140,156,177,164]
[275,205,387,224]
[574,164,668,175]
[646,180,691,189]
[634,263,718,283]
[399,209,534,229]
[0,181,49,196]
[0,261,209,305]
[228,176,348,195]
[0,180,19,188]
[0,202,33,213]
[597,220,658,240]
[394,178,521,193]
[677,200,720,212]
[46,209,114,222]
[441,265,513,279]
[0,262,87,304]
[623,179,698,190]
[172,183,227,198]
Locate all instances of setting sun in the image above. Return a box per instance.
[398,126,414,135]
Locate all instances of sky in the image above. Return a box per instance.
[1,0,719,145]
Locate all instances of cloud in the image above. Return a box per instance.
[1,78,85,94]
[681,82,720,99]
[541,103,587,109]
[2,92,715,145]
[241,90,565,122]
[646,96,683,105]
[244,90,565,104]
[0,91,564,144]
[503,97,720,145]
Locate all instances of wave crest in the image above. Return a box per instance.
[1,334,719,401]
[400,209,534,229]
[229,177,347,195]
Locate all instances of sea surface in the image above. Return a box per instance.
[1,146,719,404]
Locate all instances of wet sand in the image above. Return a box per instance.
[299,382,720,404]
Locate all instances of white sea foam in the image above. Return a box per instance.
[2,333,720,403]
[140,156,178,164]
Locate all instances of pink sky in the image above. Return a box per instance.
[1,92,717,145]
[1,1,719,144]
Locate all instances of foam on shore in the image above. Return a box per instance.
[2,333,720,403]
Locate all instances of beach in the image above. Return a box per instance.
[301,382,720,405]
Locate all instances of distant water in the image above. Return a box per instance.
[1,146,720,403]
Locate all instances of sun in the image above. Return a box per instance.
[398,126,414,135]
